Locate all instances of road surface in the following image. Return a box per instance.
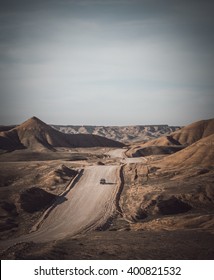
[106,148,147,164]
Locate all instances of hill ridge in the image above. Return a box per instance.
[127,118,214,158]
[0,117,124,151]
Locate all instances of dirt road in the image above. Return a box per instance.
[1,165,120,248]
[107,148,147,164]
[0,148,147,250]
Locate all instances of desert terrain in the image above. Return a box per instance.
[0,117,214,259]
[51,124,180,144]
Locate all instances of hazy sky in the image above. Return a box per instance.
[0,0,213,125]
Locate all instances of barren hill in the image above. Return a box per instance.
[0,117,124,151]
[127,118,214,157]
[160,133,214,168]
[170,118,214,145]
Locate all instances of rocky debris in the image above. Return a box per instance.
[20,187,57,213]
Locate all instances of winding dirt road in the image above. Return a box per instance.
[2,165,121,248]
[0,148,148,250]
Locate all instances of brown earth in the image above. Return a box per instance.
[1,230,214,260]
[0,118,213,260]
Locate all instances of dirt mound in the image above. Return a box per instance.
[19,187,57,213]
[0,117,124,151]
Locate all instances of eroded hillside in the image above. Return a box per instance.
[52,124,180,143]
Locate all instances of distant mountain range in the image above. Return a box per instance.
[51,124,180,143]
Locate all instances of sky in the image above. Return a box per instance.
[0,0,214,126]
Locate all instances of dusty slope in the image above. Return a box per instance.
[0,117,124,151]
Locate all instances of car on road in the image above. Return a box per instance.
[100,178,106,184]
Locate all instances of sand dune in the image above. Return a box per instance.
[0,117,124,151]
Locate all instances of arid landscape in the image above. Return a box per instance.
[0,116,213,259]
[51,123,181,144]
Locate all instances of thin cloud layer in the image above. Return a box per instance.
[0,0,213,125]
